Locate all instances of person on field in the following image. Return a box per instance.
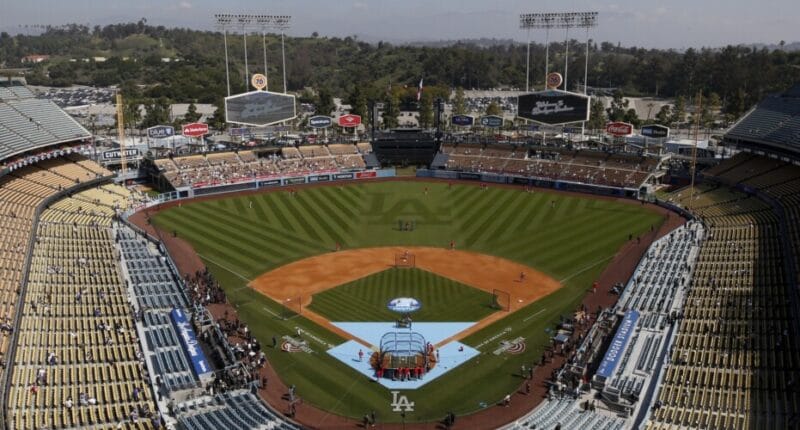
[358,349,364,362]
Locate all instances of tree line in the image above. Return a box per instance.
[2,22,798,131]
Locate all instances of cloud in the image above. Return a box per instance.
[353,1,367,10]
[178,1,192,9]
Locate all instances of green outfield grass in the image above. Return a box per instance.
[308,267,497,322]
[152,180,664,422]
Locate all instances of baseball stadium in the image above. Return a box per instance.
[0,8,799,430]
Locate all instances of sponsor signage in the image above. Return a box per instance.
[517,90,590,125]
[309,115,333,129]
[596,310,639,379]
[283,177,306,185]
[641,124,670,138]
[102,148,140,160]
[308,174,331,182]
[225,90,297,127]
[480,115,504,128]
[251,73,267,91]
[606,122,634,137]
[147,125,175,139]
[169,308,212,378]
[451,114,474,127]
[258,179,281,187]
[387,297,422,313]
[182,122,209,138]
[546,72,564,89]
[355,170,377,179]
[333,173,354,180]
[338,114,362,128]
[459,172,481,180]
[229,127,250,137]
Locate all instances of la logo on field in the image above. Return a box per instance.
[390,391,415,412]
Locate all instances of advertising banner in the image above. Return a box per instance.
[596,310,640,379]
[169,308,212,378]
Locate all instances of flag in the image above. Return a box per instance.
[416,78,424,101]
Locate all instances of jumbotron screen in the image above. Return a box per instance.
[225,90,297,127]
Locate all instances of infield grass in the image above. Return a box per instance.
[308,267,497,322]
[152,180,664,422]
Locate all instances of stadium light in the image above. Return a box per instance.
[520,12,597,140]
[519,12,597,92]
[215,14,293,94]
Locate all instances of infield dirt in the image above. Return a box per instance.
[248,246,561,346]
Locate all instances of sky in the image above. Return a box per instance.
[1,0,798,49]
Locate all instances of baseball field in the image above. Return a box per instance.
[151,180,664,424]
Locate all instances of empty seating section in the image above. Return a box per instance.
[7,196,157,429]
[0,94,91,159]
[176,390,298,430]
[646,182,800,430]
[118,228,189,312]
[0,163,74,362]
[442,145,656,189]
[724,94,800,147]
[504,398,626,430]
[159,145,368,189]
[67,153,114,177]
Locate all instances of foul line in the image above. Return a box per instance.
[523,308,547,322]
[262,306,281,318]
[197,253,251,283]
[559,255,614,284]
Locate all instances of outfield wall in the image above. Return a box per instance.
[127,168,396,215]
[416,168,641,199]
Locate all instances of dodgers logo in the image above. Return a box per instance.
[390,391,415,412]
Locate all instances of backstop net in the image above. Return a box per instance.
[394,252,416,268]
[378,331,428,370]
[492,289,511,312]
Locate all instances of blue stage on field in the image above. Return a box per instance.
[326,322,480,390]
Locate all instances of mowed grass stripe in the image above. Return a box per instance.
[451,185,489,214]
[271,193,316,238]
[262,194,296,232]
[294,192,345,246]
[520,211,641,268]
[503,192,549,233]
[317,186,360,221]
[276,194,324,241]
[168,209,288,265]
[464,191,525,246]
[190,204,322,257]
[490,208,600,255]
[331,183,363,210]
[250,196,269,222]
[307,188,356,230]
[157,210,267,271]
[510,210,622,261]
[301,190,352,245]
[456,188,507,233]
[174,207,307,268]
[481,191,537,246]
